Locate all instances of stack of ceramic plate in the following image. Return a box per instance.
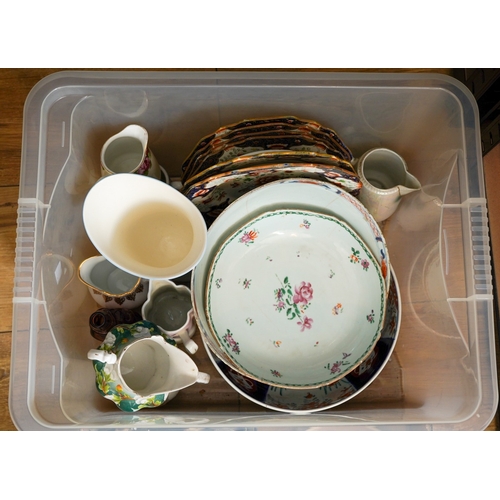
[180,116,360,225]
[191,178,398,412]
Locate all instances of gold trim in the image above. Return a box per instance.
[78,256,142,298]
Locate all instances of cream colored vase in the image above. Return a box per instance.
[354,148,421,222]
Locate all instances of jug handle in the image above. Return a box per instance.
[87,349,117,364]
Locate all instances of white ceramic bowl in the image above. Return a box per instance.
[191,178,390,368]
[83,173,207,280]
[204,209,386,389]
[204,266,401,413]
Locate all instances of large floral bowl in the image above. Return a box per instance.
[204,266,400,413]
[204,209,386,389]
[191,178,391,371]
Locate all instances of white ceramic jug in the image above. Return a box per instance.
[87,321,210,412]
[100,124,162,179]
[354,148,421,222]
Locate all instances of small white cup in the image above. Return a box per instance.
[141,280,198,354]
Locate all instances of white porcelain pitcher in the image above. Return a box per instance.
[100,124,162,179]
[354,148,421,222]
[87,320,210,412]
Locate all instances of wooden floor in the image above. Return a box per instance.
[1,68,498,431]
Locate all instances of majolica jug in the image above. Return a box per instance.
[87,320,210,412]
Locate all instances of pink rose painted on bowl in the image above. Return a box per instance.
[293,281,313,305]
[274,277,314,330]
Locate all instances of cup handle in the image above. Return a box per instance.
[178,330,198,354]
[196,372,210,384]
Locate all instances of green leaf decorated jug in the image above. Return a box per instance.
[87,320,210,412]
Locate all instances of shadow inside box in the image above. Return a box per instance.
[159,345,405,415]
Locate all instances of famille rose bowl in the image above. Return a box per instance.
[203,209,386,389]
[203,266,400,413]
[191,178,391,371]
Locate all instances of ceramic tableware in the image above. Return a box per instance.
[186,128,350,181]
[191,177,391,367]
[204,209,386,389]
[87,320,210,412]
[182,150,355,191]
[205,265,400,413]
[100,124,162,179]
[354,147,421,222]
[191,134,345,175]
[181,116,353,178]
[78,255,149,309]
[141,280,198,354]
[183,162,362,223]
[82,174,207,280]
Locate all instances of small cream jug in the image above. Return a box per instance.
[78,255,149,309]
[141,280,199,354]
[87,321,210,412]
[100,124,162,179]
[354,148,421,222]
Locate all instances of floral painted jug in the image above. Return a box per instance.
[100,124,162,179]
[87,320,210,412]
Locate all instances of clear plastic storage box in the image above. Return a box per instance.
[10,71,498,430]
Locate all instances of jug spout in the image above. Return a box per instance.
[197,372,211,384]
[398,185,419,196]
[146,335,210,392]
[398,172,422,196]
